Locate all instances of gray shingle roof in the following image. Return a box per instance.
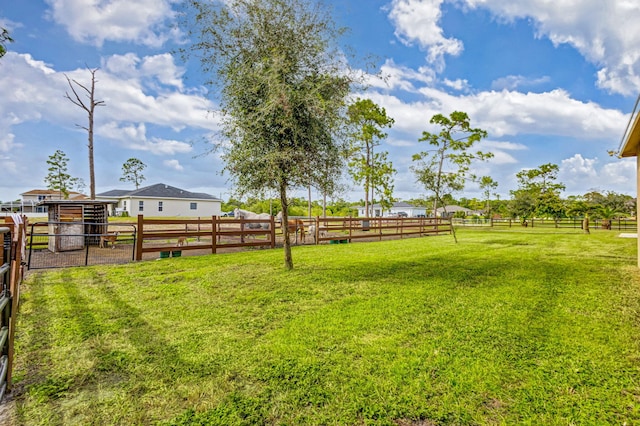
[98,183,220,200]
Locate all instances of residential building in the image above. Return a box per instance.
[1,189,87,214]
[356,201,427,218]
[435,205,483,218]
[97,183,222,217]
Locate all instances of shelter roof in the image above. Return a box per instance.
[620,106,640,157]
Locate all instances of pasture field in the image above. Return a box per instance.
[9,228,640,425]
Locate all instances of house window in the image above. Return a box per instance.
[158,201,163,212]
[139,201,144,212]
[123,201,127,210]
[190,202,197,210]
[37,195,46,201]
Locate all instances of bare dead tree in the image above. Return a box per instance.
[64,67,105,199]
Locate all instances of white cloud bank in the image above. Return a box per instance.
[45,0,180,47]
[386,0,640,95]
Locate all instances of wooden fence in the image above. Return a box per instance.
[487,218,637,230]
[135,215,276,261]
[309,216,452,244]
[0,215,26,400]
[134,215,452,260]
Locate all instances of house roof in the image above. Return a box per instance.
[97,183,221,201]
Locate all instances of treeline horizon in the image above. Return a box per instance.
[222,189,636,219]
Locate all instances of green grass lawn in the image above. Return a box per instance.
[11,228,640,425]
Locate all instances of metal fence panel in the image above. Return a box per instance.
[27,222,136,270]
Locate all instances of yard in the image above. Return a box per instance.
[7,228,640,425]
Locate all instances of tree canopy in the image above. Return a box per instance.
[346,98,395,217]
[120,158,147,189]
[183,0,355,269]
[510,163,566,219]
[44,150,79,200]
[411,111,491,217]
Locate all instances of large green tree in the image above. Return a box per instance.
[372,151,396,215]
[511,163,566,219]
[411,111,491,221]
[44,150,79,200]
[479,175,498,216]
[120,158,147,189]
[184,0,354,269]
[346,98,395,217]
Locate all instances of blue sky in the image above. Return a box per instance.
[0,0,637,203]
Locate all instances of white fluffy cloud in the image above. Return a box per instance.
[479,140,527,165]
[45,0,180,47]
[103,53,185,90]
[0,51,218,134]
[98,122,192,155]
[368,75,626,140]
[559,154,635,194]
[0,52,217,190]
[385,0,640,94]
[462,0,640,94]
[164,159,184,171]
[387,0,463,69]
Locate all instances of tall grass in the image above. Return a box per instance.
[11,228,640,425]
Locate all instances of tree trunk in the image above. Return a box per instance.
[88,113,95,199]
[322,192,327,217]
[280,183,293,270]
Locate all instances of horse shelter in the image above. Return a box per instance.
[27,200,137,269]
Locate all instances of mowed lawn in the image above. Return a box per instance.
[10,228,640,425]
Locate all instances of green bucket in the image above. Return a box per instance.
[171,250,182,257]
[159,251,170,259]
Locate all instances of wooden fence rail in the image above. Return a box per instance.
[134,215,452,259]
[135,215,276,260]
[487,218,637,230]
[310,216,451,244]
[0,215,26,401]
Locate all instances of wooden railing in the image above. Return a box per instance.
[308,216,452,244]
[0,215,26,400]
[134,215,452,260]
[135,215,276,260]
[487,218,637,230]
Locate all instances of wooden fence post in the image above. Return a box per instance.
[270,216,276,248]
[135,214,143,261]
[212,216,217,254]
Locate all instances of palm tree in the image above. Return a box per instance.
[596,205,624,230]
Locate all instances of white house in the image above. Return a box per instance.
[435,205,483,218]
[97,183,222,217]
[356,201,427,218]
[1,189,87,215]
